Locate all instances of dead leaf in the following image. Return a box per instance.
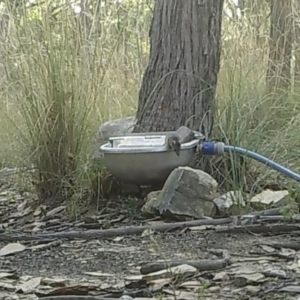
[163,289,198,300]
[0,272,18,280]
[113,236,124,242]
[234,273,265,287]
[0,281,15,291]
[10,207,32,218]
[148,278,172,292]
[209,286,221,293]
[213,271,230,281]
[189,225,214,231]
[83,271,114,277]
[279,285,300,293]
[141,228,154,237]
[0,243,26,256]
[142,264,197,281]
[125,275,143,281]
[17,200,28,211]
[17,277,42,294]
[260,245,275,253]
[180,280,202,289]
[34,205,47,216]
[46,206,65,217]
[44,284,95,296]
[28,241,61,251]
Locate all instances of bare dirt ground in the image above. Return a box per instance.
[2,227,300,299]
[1,182,300,299]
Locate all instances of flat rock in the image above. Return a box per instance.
[250,189,289,208]
[214,190,247,216]
[142,191,162,216]
[94,116,136,158]
[142,167,218,220]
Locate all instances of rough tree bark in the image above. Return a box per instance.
[133,0,224,138]
[266,0,293,91]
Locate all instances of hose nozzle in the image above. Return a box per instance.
[199,142,225,155]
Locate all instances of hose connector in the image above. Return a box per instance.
[200,142,225,155]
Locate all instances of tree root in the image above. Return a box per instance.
[0,217,233,242]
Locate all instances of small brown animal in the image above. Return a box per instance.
[165,126,195,156]
[165,134,181,156]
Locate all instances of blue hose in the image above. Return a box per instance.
[201,142,300,182]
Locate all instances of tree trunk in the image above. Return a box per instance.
[266,0,293,91]
[133,0,224,138]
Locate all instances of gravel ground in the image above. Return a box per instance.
[1,180,300,299]
[1,229,300,299]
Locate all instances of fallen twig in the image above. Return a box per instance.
[0,217,233,242]
[250,207,286,216]
[139,258,229,275]
[232,252,295,261]
[260,242,300,251]
[256,215,300,223]
[216,223,300,235]
[140,248,231,274]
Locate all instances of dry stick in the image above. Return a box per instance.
[1,208,293,244]
[0,217,233,242]
[256,215,300,222]
[216,223,300,235]
[259,242,300,251]
[250,207,286,216]
[140,259,229,275]
[140,249,231,274]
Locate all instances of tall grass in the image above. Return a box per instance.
[0,0,299,210]
[0,1,146,168]
[0,1,146,213]
[217,16,300,189]
[6,9,103,208]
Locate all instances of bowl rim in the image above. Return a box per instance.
[100,138,199,154]
[108,130,203,140]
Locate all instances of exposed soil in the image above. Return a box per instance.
[1,231,269,277]
[1,179,300,299]
[2,228,300,299]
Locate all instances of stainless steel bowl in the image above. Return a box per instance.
[100,131,203,185]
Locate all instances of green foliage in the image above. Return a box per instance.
[8,9,103,208]
[0,0,151,208]
[0,0,299,213]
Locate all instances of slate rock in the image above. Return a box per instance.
[142,167,218,220]
[94,116,136,158]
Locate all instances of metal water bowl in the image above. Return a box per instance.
[100,131,204,185]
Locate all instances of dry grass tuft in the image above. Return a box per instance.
[0,1,299,211]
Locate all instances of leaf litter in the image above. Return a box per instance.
[1,180,300,299]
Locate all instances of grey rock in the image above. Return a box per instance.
[94,116,136,158]
[245,285,261,296]
[0,167,19,176]
[142,166,218,220]
[214,190,246,216]
[141,190,161,216]
[0,167,36,176]
[119,296,134,300]
[98,116,136,142]
[250,189,289,208]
